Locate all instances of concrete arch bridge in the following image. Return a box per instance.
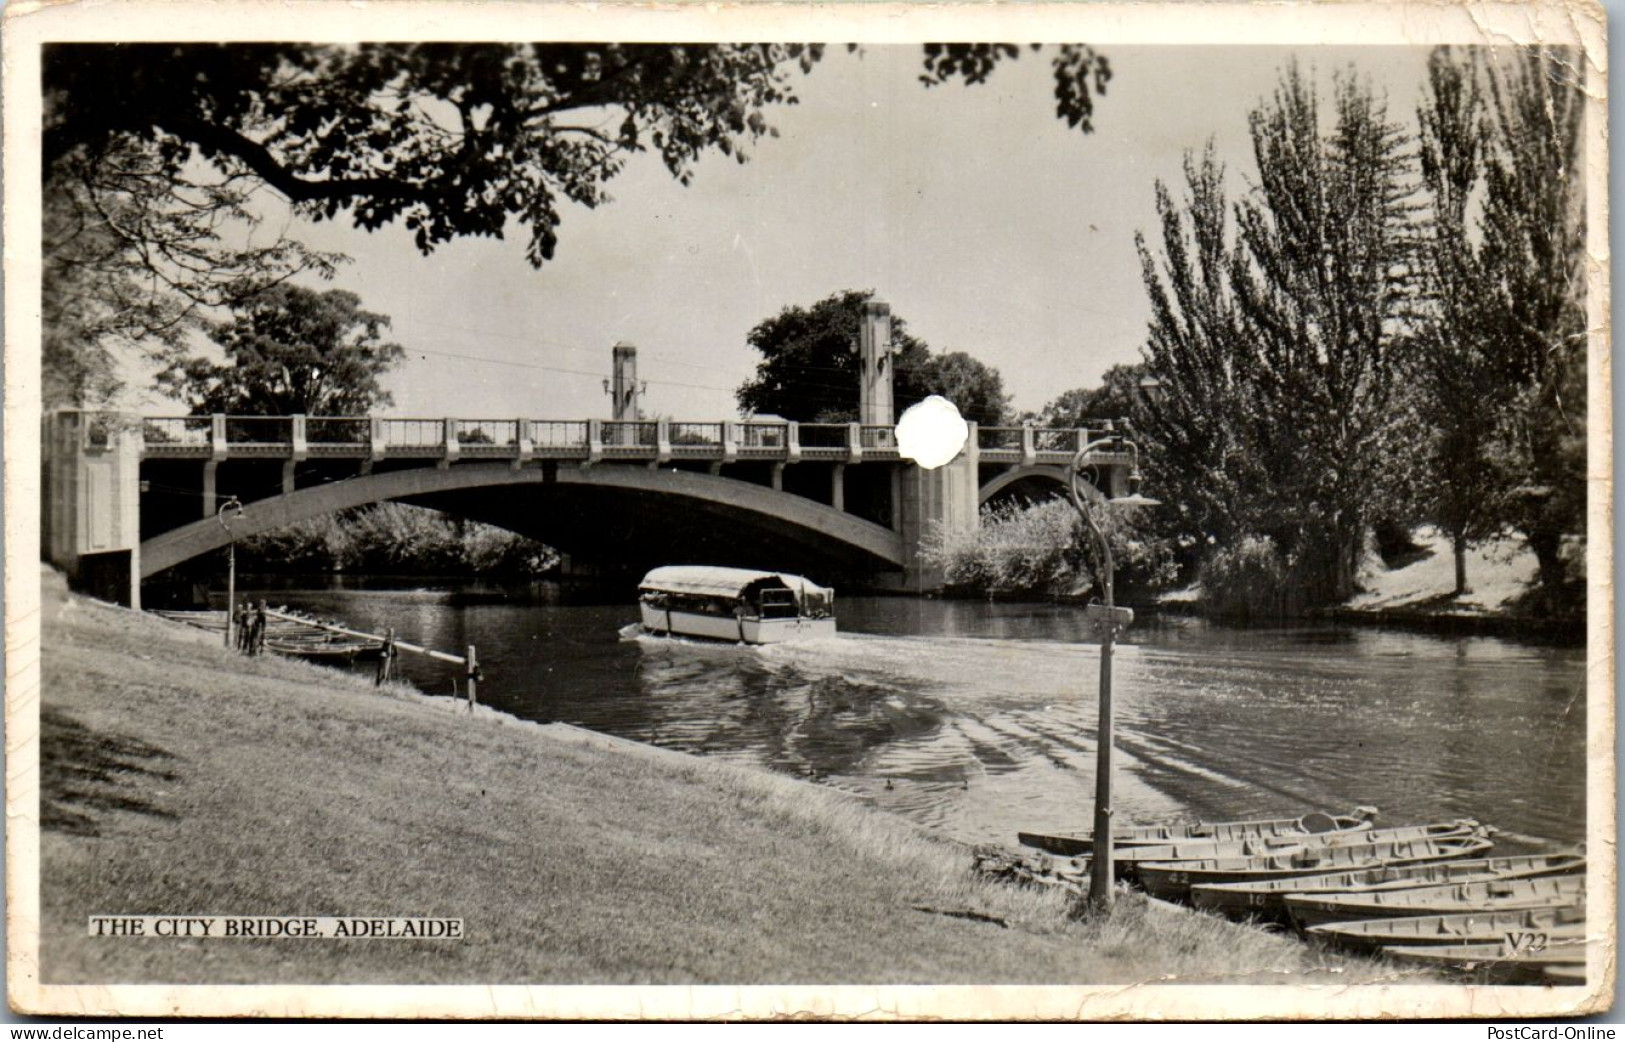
[43,412,1137,606]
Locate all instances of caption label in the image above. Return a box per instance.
[89,916,463,939]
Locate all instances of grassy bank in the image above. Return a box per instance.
[34,572,1417,989]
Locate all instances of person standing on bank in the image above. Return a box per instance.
[235,602,252,653]
[375,628,398,686]
[249,600,268,657]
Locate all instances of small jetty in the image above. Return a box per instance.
[152,608,380,661]
[1005,810,1587,985]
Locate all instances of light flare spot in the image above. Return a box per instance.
[895,396,969,470]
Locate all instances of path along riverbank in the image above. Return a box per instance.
[26,568,1423,1007]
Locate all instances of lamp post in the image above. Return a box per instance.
[1069,436,1159,910]
[217,496,244,649]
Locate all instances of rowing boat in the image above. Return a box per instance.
[1189,852,1586,922]
[1284,874,1585,930]
[1098,821,1481,878]
[1134,835,1495,903]
[1016,807,1378,857]
[1381,940,1587,986]
[1306,905,1587,956]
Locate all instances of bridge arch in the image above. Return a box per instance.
[141,463,905,579]
[978,465,1074,507]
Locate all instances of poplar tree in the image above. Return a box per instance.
[1478,47,1587,611]
[1414,47,1499,596]
[1138,64,1419,608]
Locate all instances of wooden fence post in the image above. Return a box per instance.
[467,645,478,712]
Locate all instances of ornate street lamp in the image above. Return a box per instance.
[217,496,245,649]
[1069,436,1159,910]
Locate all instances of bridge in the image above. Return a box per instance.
[43,299,1138,606]
[43,410,1135,608]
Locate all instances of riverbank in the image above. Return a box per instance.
[26,570,1418,1003]
[1155,529,1582,644]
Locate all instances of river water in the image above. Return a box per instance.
[233,580,1588,850]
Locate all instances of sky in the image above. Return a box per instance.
[135,45,1437,422]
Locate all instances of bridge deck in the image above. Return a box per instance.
[132,416,1136,468]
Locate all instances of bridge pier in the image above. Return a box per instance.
[43,411,143,608]
[895,450,979,592]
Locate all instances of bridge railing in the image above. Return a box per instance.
[860,425,897,453]
[456,420,519,448]
[738,422,787,452]
[122,411,1118,466]
[797,423,851,452]
[307,417,369,448]
[529,421,589,451]
[142,416,213,448]
[602,420,658,450]
[224,416,293,447]
[379,418,445,449]
[670,422,723,450]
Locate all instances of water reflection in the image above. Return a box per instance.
[228,581,1588,848]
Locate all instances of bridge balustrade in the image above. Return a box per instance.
[797,423,852,458]
[120,411,1116,468]
[737,422,787,455]
[601,421,658,453]
[222,416,293,453]
[859,425,898,456]
[306,417,370,451]
[1033,427,1081,454]
[141,417,213,450]
[669,422,724,453]
[455,420,519,452]
[378,418,447,453]
[528,421,590,453]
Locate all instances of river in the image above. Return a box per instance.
[230,579,1588,850]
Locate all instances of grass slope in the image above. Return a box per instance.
[34,576,1412,987]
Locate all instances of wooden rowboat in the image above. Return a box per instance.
[1285,874,1585,930]
[1189,852,1586,923]
[1134,835,1495,903]
[1017,807,1378,857]
[1099,821,1481,878]
[1306,905,1587,956]
[1381,940,1587,986]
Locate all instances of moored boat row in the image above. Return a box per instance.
[1013,807,1586,984]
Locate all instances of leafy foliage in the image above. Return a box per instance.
[928,497,1174,601]
[1137,64,1421,608]
[43,138,341,407]
[913,352,1011,426]
[43,42,1111,408]
[1412,47,1501,594]
[237,503,558,577]
[1035,363,1148,428]
[46,43,1111,271]
[155,284,405,416]
[1476,47,1588,612]
[736,290,1009,424]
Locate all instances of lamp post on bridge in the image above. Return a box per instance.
[217,496,244,649]
[1069,435,1159,911]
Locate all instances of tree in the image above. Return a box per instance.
[44,42,1110,408]
[1413,47,1501,596]
[1138,65,1420,609]
[43,137,340,407]
[155,285,405,416]
[735,290,931,422]
[1036,363,1150,427]
[1477,47,1587,612]
[1135,145,1254,561]
[46,43,1109,270]
[913,351,1010,426]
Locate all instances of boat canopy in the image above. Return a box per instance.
[639,565,834,609]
